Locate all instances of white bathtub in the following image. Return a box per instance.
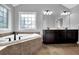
[0,34,41,46]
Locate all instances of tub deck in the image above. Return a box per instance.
[0,34,42,55]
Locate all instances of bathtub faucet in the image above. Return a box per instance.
[6,38,11,41]
[19,36,23,40]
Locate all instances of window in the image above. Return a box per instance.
[19,12,36,29]
[0,5,8,28]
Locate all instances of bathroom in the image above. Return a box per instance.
[0,4,79,55]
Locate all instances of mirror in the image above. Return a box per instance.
[56,17,63,28]
[56,11,71,29]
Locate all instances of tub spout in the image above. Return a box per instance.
[14,34,16,40]
[13,32,16,40]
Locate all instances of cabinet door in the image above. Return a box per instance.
[66,30,78,43]
[43,30,55,44]
[43,30,47,43]
[55,30,66,43]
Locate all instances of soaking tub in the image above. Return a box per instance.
[0,33,42,55]
[0,33,41,46]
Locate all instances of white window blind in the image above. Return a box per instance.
[19,12,36,29]
[0,5,8,28]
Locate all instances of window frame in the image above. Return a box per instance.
[0,5,8,28]
[19,12,36,30]
[0,4,11,31]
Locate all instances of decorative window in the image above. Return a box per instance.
[0,5,8,28]
[19,12,36,29]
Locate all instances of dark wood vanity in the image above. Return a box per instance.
[43,29,78,44]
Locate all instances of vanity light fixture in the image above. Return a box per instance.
[43,10,53,15]
[61,10,70,15]
[61,10,71,28]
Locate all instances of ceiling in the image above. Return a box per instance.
[62,4,78,9]
[12,4,78,9]
[12,4,19,7]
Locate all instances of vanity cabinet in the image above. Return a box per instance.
[43,30,78,44]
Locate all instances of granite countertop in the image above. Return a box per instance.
[0,32,12,35]
[0,32,8,34]
[43,28,78,30]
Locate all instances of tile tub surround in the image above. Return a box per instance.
[0,32,13,37]
[16,32,40,34]
[0,37,42,55]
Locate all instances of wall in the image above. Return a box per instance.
[63,5,79,29]
[14,4,69,32]
[70,5,79,26]
[6,4,15,32]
